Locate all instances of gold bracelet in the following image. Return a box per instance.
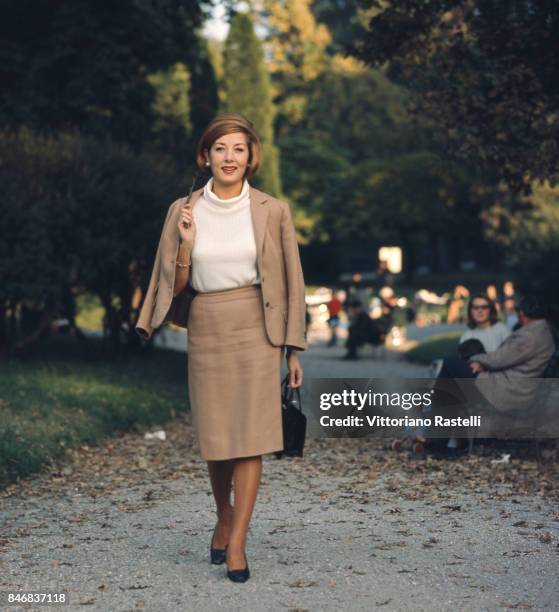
[176,240,192,268]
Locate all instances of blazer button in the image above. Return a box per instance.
[265,301,270,307]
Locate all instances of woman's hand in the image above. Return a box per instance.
[178,203,196,245]
[285,348,303,388]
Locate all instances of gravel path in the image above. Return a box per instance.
[1,341,558,612]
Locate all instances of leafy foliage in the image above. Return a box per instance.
[278,63,485,262]
[0,0,207,151]
[350,0,559,192]
[222,11,282,195]
[0,127,186,349]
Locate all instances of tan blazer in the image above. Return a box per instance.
[135,184,308,350]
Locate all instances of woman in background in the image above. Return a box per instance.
[459,294,510,353]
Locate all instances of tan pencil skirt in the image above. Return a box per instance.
[186,283,284,461]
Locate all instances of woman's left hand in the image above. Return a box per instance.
[286,348,303,388]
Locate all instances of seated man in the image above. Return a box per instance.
[426,296,555,453]
[343,300,385,360]
[468,296,556,414]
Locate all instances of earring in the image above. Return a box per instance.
[205,160,210,166]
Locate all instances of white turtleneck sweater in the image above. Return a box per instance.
[189,177,260,293]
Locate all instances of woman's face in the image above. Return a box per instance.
[470,298,491,327]
[206,132,250,186]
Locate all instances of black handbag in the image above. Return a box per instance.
[274,374,306,458]
[164,280,198,330]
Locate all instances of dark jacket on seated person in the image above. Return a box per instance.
[457,338,486,360]
[468,319,555,413]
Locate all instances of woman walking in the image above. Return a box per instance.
[135,113,307,583]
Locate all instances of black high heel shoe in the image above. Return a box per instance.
[210,525,227,565]
[226,552,250,583]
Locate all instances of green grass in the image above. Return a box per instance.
[0,335,188,489]
[406,331,463,364]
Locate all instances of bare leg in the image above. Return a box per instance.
[207,459,235,548]
[226,455,262,570]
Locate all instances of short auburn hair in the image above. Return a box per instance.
[195,113,261,179]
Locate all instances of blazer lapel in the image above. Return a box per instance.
[249,185,270,267]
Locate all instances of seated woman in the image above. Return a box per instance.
[460,294,510,351]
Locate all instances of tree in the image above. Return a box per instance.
[350,0,559,193]
[222,11,282,196]
[491,181,559,325]
[147,63,192,165]
[187,35,221,148]
[258,0,332,134]
[312,0,365,56]
[0,0,208,152]
[0,127,187,354]
[279,62,481,235]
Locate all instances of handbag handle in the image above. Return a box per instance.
[281,373,302,411]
